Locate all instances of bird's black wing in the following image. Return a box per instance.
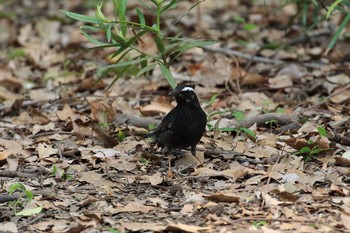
[147,108,176,138]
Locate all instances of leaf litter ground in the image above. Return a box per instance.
[0,1,350,232]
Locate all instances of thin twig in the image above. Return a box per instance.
[231,217,317,223]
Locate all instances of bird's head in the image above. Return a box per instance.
[170,85,200,106]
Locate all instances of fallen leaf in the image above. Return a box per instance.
[166,223,211,233]
[115,201,155,213]
[122,222,164,232]
[341,213,350,230]
[148,172,163,186]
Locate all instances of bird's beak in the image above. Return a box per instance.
[169,90,177,96]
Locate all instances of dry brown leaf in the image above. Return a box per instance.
[37,143,58,160]
[5,154,18,171]
[261,226,283,233]
[180,204,194,215]
[115,201,155,213]
[0,138,23,155]
[191,166,250,181]
[88,100,116,123]
[326,74,349,85]
[166,222,211,233]
[329,86,350,103]
[56,104,80,121]
[0,86,20,100]
[75,77,105,92]
[262,192,283,206]
[0,222,18,233]
[341,213,350,230]
[268,74,293,88]
[140,96,173,116]
[0,150,12,161]
[148,172,163,186]
[32,122,55,135]
[231,67,267,85]
[122,222,164,232]
[29,88,57,101]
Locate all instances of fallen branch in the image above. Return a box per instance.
[0,190,54,203]
[238,112,299,129]
[203,46,324,69]
[0,170,41,178]
[114,113,160,129]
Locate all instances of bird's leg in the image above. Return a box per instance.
[191,146,203,166]
[166,148,174,177]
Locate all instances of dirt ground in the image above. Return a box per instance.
[1,0,350,232]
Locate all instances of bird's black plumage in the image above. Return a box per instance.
[148,85,207,156]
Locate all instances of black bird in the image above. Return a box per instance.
[148,84,207,163]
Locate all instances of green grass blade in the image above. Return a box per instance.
[117,0,127,37]
[60,10,99,24]
[136,8,146,27]
[159,63,176,88]
[327,12,350,53]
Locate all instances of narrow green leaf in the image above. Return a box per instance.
[136,8,146,27]
[137,0,156,13]
[106,25,112,42]
[106,65,131,90]
[103,56,149,69]
[80,29,109,46]
[159,63,176,88]
[137,63,156,76]
[161,0,178,13]
[96,2,109,23]
[111,30,147,58]
[219,127,237,132]
[60,10,99,24]
[24,190,34,201]
[140,54,148,70]
[154,35,165,53]
[16,206,43,216]
[326,0,343,19]
[117,0,127,37]
[327,13,350,52]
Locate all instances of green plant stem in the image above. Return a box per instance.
[156,3,162,31]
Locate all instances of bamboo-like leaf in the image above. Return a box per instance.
[103,56,149,69]
[117,0,127,37]
[161,0,178,13]
[106,25,112,42]
[137,0,156,13]
[326,0,343,19]
[96,2,109,23]
[80,29,109,46]
[107,65,131,90]
[140,54,148,70]
[327,12,350,54]
[159,63,176,88]
[137,63,156,77]
[111,30,147,58]
[60,10,99,24]
[154,35,165,53]
[136,8,146,27]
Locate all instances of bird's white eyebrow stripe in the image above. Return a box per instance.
[181,87,194,92]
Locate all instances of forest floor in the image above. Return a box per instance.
[1,1,350,232]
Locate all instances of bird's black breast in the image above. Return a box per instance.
[155,104,207,149]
